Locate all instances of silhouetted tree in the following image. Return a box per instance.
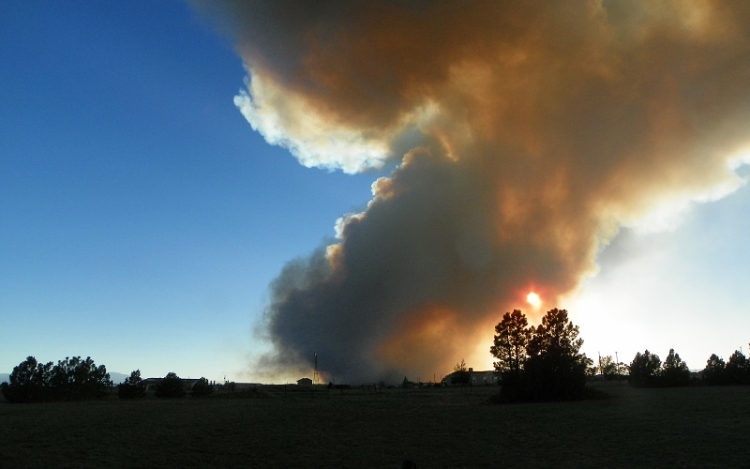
[702,354,726,385]
[118,369,147,399]
[155,372,186,398]
[595,355,619,380]
[450,359,471,385]
[629,350,661,387]
[2,356,111,403]
[523,308,589,400]
[490,310,530,376]
[725,350,750,385]
[661,349,690,387]
[48,356,112,400]
[494,308,590,402]
[1,356,53,403]
[191,377,213,397]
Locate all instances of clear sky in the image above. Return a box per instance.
[0,1,378,382]
[2,1,749,383]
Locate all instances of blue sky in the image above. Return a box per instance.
[2,1,750,382]
[1,1,377,381]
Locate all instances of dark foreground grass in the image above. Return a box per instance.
[1,382,749,468]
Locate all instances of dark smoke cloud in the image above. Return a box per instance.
[191,0,750,382]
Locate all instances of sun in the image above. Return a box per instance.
[526,291,542,309]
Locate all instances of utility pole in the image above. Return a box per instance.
[313,353,319,385]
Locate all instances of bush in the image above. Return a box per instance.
[155,372,186,398]
[118,370,147,399]
[191,377,213,397]
[519,352,588,401]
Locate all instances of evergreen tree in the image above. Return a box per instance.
[522,308,589,401]
[2,356,111,403]
[702,354,726,385]
[490,310,530,375]
[629,350,661,387]
[48,356,112,400]
[725,350,750,385]
[661,349,690,386]
[491,308,590,402]
[1,356,53,403]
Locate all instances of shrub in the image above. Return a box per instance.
[155,372,186,398]
[191,377,213,397]
[118,370,147,399]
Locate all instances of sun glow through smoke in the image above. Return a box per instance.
[526,292,542,310]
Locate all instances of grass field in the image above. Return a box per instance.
[1,382,749,468]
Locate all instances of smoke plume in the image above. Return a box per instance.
[191,1,750,383]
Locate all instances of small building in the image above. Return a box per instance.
[141,378,202,392]
[297,377,313,387]
[442,368,499,386]
[470,370,500,385]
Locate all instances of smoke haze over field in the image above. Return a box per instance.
[191,0,750,383]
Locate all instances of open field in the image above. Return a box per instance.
[1,382,749,468]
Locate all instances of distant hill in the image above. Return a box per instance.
[109,372,129,384]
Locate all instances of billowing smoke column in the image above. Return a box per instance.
[191,1,750,383]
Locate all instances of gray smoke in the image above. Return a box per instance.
[190,0,750,382]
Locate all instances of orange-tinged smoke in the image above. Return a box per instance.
[375,305,462,379]
[191,0,750,383]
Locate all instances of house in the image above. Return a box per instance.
[470,370,500,385]
[442,368,499,386]
[297,377,313,387]
[141,377,202,392]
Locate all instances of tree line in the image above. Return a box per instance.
[1,356,111,403]
[1,356,213,403]
[5,312,749,404]
[490,308,750,402]
[582,347,750,387]
[701,350,750,385]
